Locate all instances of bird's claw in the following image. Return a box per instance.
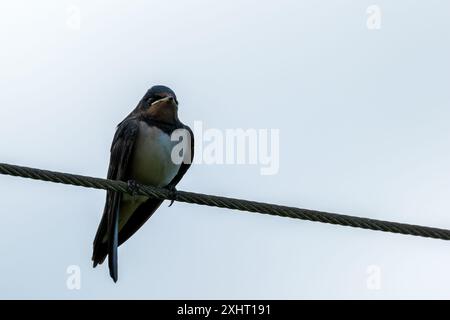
[127,180,140,196]
[165,185,177,207]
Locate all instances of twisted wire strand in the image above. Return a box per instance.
[1,162,450,241]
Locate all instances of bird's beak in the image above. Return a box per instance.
[151,96,176,106]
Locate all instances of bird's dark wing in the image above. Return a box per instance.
[116,124,195,246]
[116,199,163,247]
[92,117,139,282]
[168,124,195,187]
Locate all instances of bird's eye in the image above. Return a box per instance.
[148,95,162,107]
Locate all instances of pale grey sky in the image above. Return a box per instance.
[0,0,450,299]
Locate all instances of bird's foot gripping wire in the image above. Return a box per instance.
[127,179,140,196]
[165,185,178,207]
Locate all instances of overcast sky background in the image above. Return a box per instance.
[1,0,450,299]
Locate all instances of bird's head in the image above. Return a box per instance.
[139,85,179,123]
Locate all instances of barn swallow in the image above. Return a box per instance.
[92,85,194,282]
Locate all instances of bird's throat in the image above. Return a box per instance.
[146,102,179,124]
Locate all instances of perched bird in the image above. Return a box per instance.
[92,85,194,282]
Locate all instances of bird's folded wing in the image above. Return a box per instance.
[92,117,140,281]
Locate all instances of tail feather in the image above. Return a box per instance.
[92,195,163,282]
[107,192,120,282]
[92,193,110,267]
[92,214,108,267]
[92,191,121,282]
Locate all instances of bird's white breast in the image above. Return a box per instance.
[130,122,181,187]
[118,122,181,231]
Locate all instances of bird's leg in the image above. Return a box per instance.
[165,185,178,207]
[127,179,140,197]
